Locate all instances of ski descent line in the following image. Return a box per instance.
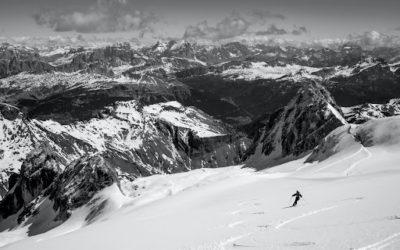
[275,205,339,229]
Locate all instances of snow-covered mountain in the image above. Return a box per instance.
[0,100,249,195]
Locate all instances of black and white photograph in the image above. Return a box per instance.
[0,0,400,249]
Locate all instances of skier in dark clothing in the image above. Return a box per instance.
[292,190,302,207]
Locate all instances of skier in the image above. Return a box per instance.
[291,190,302,207]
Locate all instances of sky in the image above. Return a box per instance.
[0,0,399,43]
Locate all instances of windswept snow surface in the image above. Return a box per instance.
[2,119,400,249]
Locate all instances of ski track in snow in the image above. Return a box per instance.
[345,146,372,176]
[313,147,363,173]
[275,205,340,229]
[356,232,400,250]
[230,209,243,215]
[228,221,245,228]
[237,201,253,207]
[219,233,252,249]
[313,145,372,175]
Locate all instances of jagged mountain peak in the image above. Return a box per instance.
[293,80,337,106]
[243,81,346,169]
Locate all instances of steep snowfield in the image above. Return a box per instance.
[2,118,400,249]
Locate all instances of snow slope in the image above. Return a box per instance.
[1,118,400,249]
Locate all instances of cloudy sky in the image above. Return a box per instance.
[0,0,399,42]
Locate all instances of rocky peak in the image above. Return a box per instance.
[48,154,119,221]
[0,147,61,219]
[243,81,346,169]
[167,41,196,58]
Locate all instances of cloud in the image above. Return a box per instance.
[291,26,308,35]
[183,10,308,41]
[183,12,250,40]
[348,30,399,48]
[33,0,158,34]
[250,10,286,23]
[255,25,288,36]
[254,25,308,37]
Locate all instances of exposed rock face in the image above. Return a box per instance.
[48,155,119,221]
[0,103,20,120]
[243,81,346,169]
[0,44,53,78]
[0,148,61,219]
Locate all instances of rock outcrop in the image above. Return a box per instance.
[0,148,61,219]
[47,155,119,221]
[0,153,119,235]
